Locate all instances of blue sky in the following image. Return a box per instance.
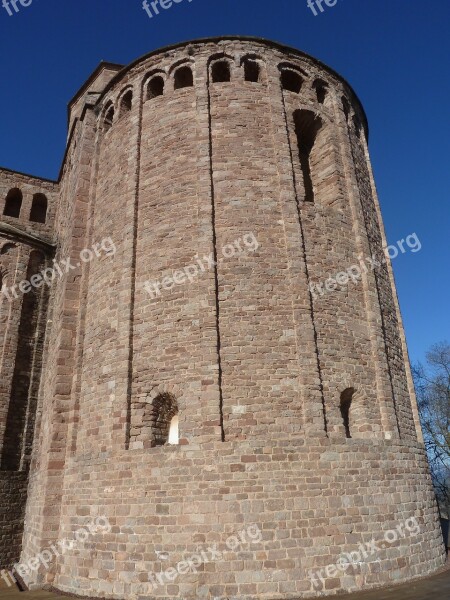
[0,0,448,364]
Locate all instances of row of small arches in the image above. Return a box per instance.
[2,188,48,224]
[103,57,263,131]
[281,67,330,105]
[102,56,340,131]
[281,67,363,132]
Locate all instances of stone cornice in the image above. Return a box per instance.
[0,222,56,254]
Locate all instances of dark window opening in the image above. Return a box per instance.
[120,90,133,115]
[340,388,355,439]
[103,105,114,132]
[244,59,260,82]
[294,110,323,203]
[151,393,179,447]
[281,70,303,94]
[148,76,165,99]
[30,194,48,224]
[3,188,22,218]
[313,80,328,104]
[212,60,231,83]
[174,66,193,89]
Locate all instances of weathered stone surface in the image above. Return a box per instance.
[0,37,446,599]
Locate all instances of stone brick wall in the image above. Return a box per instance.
[0,472,28,568]
[20,106,98,570]
[0,169,56,568]
[347,121,418,441]
[63,39,404,458]
[0,169,57,242]
[1,37,445,598]
[50,440,445,599]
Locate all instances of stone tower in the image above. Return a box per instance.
[0,37,446,599]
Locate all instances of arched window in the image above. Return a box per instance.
[212,60,231,83]
[3,188,22,218]
[30,193,48,224]
[174,66,193,90]
[120,90,133,115]
[293,110,323,203]
[243,58,260,83]
[340,388,355,438]
[147,75,165,99]
[281,69,303,94]
[150,393,179,446]
[103,104,115,132]
[313,79,328,104]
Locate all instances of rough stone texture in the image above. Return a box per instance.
[0,472,28,568]
[0,37,446,597]
[0,169,56,569]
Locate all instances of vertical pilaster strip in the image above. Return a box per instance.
[204,54,225,441]
[67,105,102,456]
[19,252,49,470]
[125,78,145,448]
[21,110,97,573]
[346,115,403,439]
[0,247,48,473]
[331,93,401,440]
[360,133,423,444]
[0,243,22,449]
[266,60,327,437]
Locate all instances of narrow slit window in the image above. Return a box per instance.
[168,415,179,445]
[340,388,355,439]
[174,66,193,90]
[294,110,323,203]
[212,60,231,83]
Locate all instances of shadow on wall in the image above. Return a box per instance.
[441,519,449,552]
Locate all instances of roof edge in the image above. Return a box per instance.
[1,37,370,187]
[0,165,58,185]
[0,222,57,253]
[68,61,124,111]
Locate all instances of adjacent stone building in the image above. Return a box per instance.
[0,37,446,599]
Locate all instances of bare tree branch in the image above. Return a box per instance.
[414,341,450,518]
